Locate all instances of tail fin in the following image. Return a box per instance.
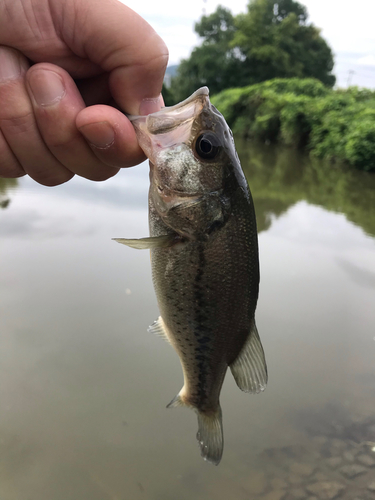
[167,393,224,465]
[196,406,223,466]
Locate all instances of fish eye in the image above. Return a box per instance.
[195,133,220,160]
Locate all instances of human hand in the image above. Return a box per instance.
[0,0,168,185]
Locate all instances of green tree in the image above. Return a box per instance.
[233,0,335,86]
[162,83,174,107]
[170,7,243,102]
[170,0,335,102]
[195,5,237,43]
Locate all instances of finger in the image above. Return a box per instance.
[0,46,74,186]
[75,73,112,106]
[26,63,121,181]
[53,0,169,114]
[0,130,25,178]
[76,105,146,169]
[0,1,102,78]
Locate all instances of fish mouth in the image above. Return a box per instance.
[128,87,209,136]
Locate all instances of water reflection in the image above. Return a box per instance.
[0,145,374,500]
[237,141,375,237]
[336,258,375,290]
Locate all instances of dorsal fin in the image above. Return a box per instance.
[230,321,267,394]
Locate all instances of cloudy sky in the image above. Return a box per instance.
[122,0,375,88]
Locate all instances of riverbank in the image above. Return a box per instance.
[212,78,375,172]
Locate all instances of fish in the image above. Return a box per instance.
[114,87,267,465]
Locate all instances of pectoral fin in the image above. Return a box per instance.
[112,234,177,249]
[230,321,267,394]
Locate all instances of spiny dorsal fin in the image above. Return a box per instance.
[112,234,176,249]
[230,321,267,394]
[148,316,171,344]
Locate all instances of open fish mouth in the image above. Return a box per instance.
[127,87,209,141]
[127,87,210,122]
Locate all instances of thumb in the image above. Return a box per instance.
[55,0,168,115]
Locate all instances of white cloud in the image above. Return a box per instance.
[120,0,375,87]
[149,23,200,64]
[357,55,375,66]
[121,0,249,20]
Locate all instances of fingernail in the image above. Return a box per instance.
[79,122,115,149]
[139,95,163,115]
[0,47,27,82]
[28,70,65,106]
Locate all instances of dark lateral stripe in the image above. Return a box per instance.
[193,244,209,407]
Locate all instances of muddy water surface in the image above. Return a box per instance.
[1,144,375,499]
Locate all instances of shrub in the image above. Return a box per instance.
[345,121,375,171]
[212,78,375,171]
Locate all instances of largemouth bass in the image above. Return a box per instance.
[114,87,267,465]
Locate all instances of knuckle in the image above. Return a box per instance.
[43,131,76,150]
[141,35,169,71]
[0,111,35,136]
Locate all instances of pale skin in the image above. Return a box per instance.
[0,0,169,186]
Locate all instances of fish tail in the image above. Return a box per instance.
[196,406,223,466]
[167,393,223,465]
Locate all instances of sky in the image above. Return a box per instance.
[121,0,375,88]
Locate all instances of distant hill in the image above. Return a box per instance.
[164,65,179,88]
[165,65,178,76]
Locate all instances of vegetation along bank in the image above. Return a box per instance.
[212,79,375,172]
[164,0,375,172]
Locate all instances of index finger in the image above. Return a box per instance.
[52,0,169,115]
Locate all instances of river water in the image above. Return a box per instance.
[1,143,375,499]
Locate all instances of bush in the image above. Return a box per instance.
[345,121,375,171]
[279,94,312,146]
[212,78,375,171]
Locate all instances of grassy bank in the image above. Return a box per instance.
[211,79,375,171]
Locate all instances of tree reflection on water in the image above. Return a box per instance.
[237,140,375,237]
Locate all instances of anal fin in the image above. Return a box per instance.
[230,320,267,394]
[166,393,184,408]
[148,316,171,344]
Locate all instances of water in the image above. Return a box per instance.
[1,143,375,499]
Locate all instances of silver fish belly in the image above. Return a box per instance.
[114,87,267,465]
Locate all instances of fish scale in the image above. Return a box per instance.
[114,87,267,465]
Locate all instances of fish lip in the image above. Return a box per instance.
[127,87,209,122]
